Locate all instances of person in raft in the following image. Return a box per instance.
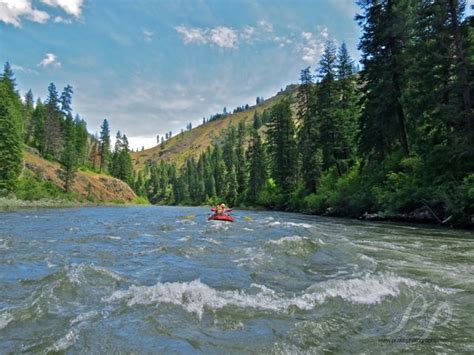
[215,203,232,215]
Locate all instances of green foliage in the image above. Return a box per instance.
[256,178,284,209]
[131,196,150,205]
[0,68,23,194]
[15,171,69,201]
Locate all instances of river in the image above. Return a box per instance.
[0,206,473,353]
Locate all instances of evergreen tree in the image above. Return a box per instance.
[266,98,297,196]
[356,0,412,161]
[24,89,34,144]
[74,115,88,166]
[0,67,23,193]
[60,115,77,192]
[253,111,262,130]
[235,120,247,198]
[246,129,267,203]
[99,119,111,173]
[44,82,63,159]
[60,85,73,115]
[297,66,321,191]
[32,99,47,154]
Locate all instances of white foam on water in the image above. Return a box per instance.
[243,227,254,231]
[358,253,377,265]
[267,221,313,229]
[0,312,14,330]
[267,235,308,245]
[106,236,121,240]
[0,239,9,249]
[46,329,79,352]
[70,311,99,325]
[179,235,192,242]
[47,260,57,268]
[104,273,440,319]
[206,238,222,245]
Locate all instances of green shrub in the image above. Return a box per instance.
[131,196,150,205]
[257,178,284,209]
[15,172,65,201]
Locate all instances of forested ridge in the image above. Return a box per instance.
[0,63,136,202]
[131,0,473,226]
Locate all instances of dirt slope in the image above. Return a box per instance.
[131,88,295,170]
[23,151,136,202]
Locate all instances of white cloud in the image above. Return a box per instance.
[258,19,273,33]
[175,26,238,48]
[298,28,330,64]
[240,26,255,41]
[38,53,61,68]
[53,16,72,24]
[209,27,238,48]
[11,63,38,74]
[41,0,83,18]
[0,0,49,27]
[175,26,208,45]
[142,28,154,42]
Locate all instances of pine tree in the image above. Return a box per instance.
[45,82,63,159]
[74,115,88,166]
[0,66,23,194]
[297,66,321,191]
[266,98,297,196]
[24,89,34,144]
[246,129,267,203]
[60,115,77,192]
[60,85,73,115]
[110,131,122,177]
[99,119,111,173]
[32,99,47,154]
[235,120,247,199]
[356,0,412,161]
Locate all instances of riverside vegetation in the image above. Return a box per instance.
[1,1,473,226]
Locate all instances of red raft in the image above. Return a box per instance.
[208,213,234,222]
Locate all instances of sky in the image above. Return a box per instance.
[0,0,430,150]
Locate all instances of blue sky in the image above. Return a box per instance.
[1,0,365,149]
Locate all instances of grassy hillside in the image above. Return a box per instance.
[23,150,136,203]
[131,88,295,170]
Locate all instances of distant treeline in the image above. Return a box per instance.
[134,0,474,226]
[0,64,133,197]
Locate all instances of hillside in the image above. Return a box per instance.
[131,87,296,170]
[23,150,136,202]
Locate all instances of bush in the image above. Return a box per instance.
[257,178,284,208]
[15,172,66,201]
[131,196,150,205]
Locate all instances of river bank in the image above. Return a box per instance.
[0,197,149,211]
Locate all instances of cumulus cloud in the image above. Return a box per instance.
[41,0,83,18]
[175,26,208,45]
[38,53,61,68]
[209,27,238,48]
[175,26,238,48]
[0,0,49,27]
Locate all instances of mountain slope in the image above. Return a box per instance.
[131,87,296,170]
[23,150,136,202]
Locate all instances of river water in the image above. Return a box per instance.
[0,206,473,353]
